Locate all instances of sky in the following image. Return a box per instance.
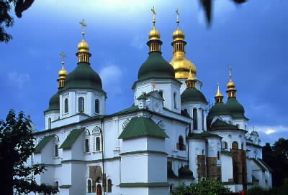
[0,0,287,144]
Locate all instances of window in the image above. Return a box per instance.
[222,141,228,150]
[173,92,177,109]
[54,144,59,157]
[96,137,101,151]
[107,179,112,192]
[217,151,220,160]
[241,143,244,150]
[95,99,99,114]
[48,117,51,129]
[177,136,186,151]
[193,108,198,130]
[87,179,92,193]
[85,138,90,152]
[232,141,238,150]
[64,98,69,113]
[78,97,84,113]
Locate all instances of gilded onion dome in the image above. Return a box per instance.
[58,53,68,89]
[137,7,175,80]
[170,10,196,79]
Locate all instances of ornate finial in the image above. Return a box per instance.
[176,9,180,27]
[79,19,87,39]
[216,82,223,97]
[151,6,156,27]
[59,51,66,68]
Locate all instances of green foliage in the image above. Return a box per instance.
[172,179,231,195]
[263,138,288,187]
[247,181,288,195]
[0,110,58,195]
[0,0,34,42]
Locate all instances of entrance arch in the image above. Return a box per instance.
[96,184,102,195]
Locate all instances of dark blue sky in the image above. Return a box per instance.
[0,0,287,144]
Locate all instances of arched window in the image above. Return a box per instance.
[78,97,84,113]
[87,179,92,193]
[222,141,228,150]
[48,117,51,129]
[96,184,102,195]
[54,136,59,157]
[217,151,220,160]
[232,141,238,150]
[85,138,90,152]
[64,98,69,113]
[95,99,99,114]
[193,108,198,130]
[173,92,177,109]
[96,137,101,151]
[177,136,185,151]
[107,179,112,192]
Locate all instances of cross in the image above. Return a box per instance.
[228,65,232,80]
[151,6,156,26]
[176,9,180,27]
[59,51,66,67]
[79,19,87,39]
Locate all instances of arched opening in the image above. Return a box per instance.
[96,137,101,151]
[222,141,228,150]
[87,179,92,193]
[232,141,239,150]
[48,117,51,129]
[107,179,112,192]
[193,108,198,130]
[173,92,177,109]
[201,109,205,130]
[78,97,84,113]
[217,151,220,160]
[85,138,90,153]
[96,184,102,195]
[64,98,69,113]
[177,135,186,151]
[95,99,99,114]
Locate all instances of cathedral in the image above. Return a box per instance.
[31,12,272,195]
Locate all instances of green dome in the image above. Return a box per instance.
[181,87,207,104]
[63,62,103,91]
[226,97,246,119]
[138,52,175,80]
[208,102,230,118]
[47,92,59,111]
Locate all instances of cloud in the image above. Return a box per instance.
[7,72,30,89]
[99,64,123,95]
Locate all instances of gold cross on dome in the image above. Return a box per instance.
[151,6,156,26]
[228,65,232,80]
[176,9,180,26]
[59,51,66,66]
[79,19,87,39]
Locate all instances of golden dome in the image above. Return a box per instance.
[173,28,185,41]
[227,79,235,89]
[170,55,197,79]
[149,27,160,41]
[58,67,68,77]
[77,39,89,53]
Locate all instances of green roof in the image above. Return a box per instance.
[207,102,230,120]
[138,52,175,80]
[118,117,168,140]
[60,128,84,150]
[46,92,59,112]
[63,62,104,92]
[34,135,54,154]
[181,87,207,104]
[209,119,239,131]
[187,131,222,139]
[226,97,247,119]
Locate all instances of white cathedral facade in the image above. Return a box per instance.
[31,16,272,195]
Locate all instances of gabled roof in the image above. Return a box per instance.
[34,135,55,154]
[60,128,84,150]
[118,117,168,140]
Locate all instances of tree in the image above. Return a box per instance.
[0,110,58,195]
[0,0,34,42]
[263,138,288,187]
[172,179,231,195]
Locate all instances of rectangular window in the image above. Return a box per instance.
[85,138,90,152]
[96,137,101,151]
[54,144,59,157]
